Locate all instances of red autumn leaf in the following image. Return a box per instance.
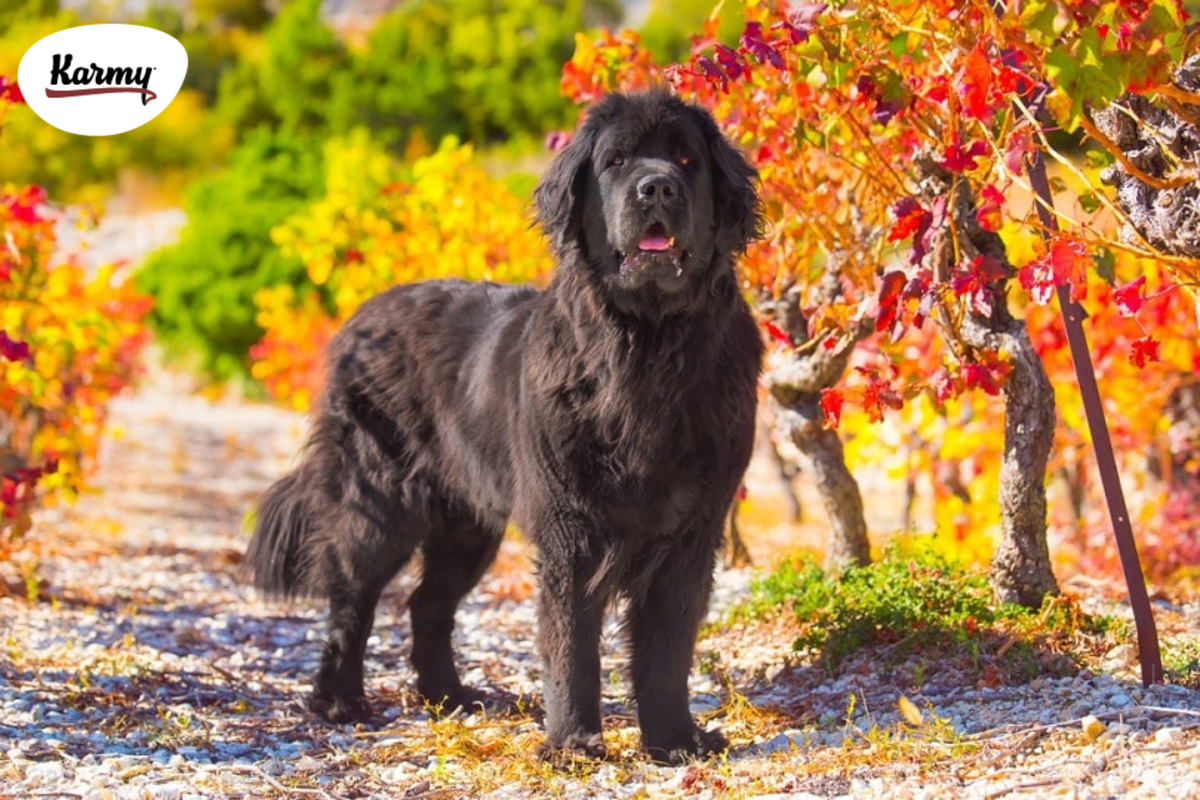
[1113,275,1146,317]
[1116,20,1135,52]
[3,185,47,225]
[741,22,786,69]
[1005,123,1036,175]
[0,76,24,104]
[861,376,904,422]
[820,387,844,428]
[952,255,1006,317]
[1018,263,1054,305]
[1019,235,1089,305]
[958,44,994,121]
[888,197,929,242]
[772,1,830,46]
[762,319,792,346]
[963,362,1003,395]
[996,51,1034,97]
[976,183,1004,232]
[931,368,958,404]
[694,56,730,92]
[908,196,946,267]
[1045,236,1089,302]
[782,1,830,33]
[941,135,990,172]
[1129,335,1160,368]
[714,44,746,81]
[961,254,1008,289]
[876,270,908,334]
[0,331,32,363]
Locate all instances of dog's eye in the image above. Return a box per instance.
[607,153,625,169]
[677,153,693,167]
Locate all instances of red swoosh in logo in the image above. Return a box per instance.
[46,86,157,102]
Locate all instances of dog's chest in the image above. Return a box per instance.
[565,388,728,527]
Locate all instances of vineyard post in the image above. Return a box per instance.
[1023,110,1164,688]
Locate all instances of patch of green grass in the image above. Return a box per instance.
[730,544,1106,677]
[732,546,997,670]
[1163,636,1200,688]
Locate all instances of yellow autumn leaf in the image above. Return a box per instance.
[898,695,924,727]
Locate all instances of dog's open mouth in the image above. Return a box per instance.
[638,222,675,253]
[619,222,687,281]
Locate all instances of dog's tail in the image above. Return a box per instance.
[246,466,325,598]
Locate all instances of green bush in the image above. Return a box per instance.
[732,545,1127,682]
[734,546,1023,671]
[211,0,354,138]
[211,0,603,149]
[350,0,586,148]
[638,0,745,64]
[136,129,326,381]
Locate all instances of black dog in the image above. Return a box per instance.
[246,90,763,762]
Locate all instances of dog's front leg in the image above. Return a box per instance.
[627,524,727,763]
[535,545,607,759]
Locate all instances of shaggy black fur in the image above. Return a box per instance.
[245,90,764,762]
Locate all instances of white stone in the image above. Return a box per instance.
[1154,727,1184,746]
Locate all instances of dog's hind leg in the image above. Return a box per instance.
[308,488,416,724]
[409,505,503,711]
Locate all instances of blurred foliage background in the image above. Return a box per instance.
[0,0,637,380]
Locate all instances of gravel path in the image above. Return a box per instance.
[2,378,1199,798]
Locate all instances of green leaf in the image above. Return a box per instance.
[1084,148,1114,170]
[1078,191,1102,213]
[1074,27,1126,108]
[827,58,851,89]
[1093,246,1116,285]
[887,31,911,60]
[1043,29,1126,132]
[1043,46,1081,128]
[1142,0,1184,40]
[1020,0,1071,48]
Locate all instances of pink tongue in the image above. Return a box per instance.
[638,235,672,252]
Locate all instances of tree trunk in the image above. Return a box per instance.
[762,419,804,522]
[761,286,872,572]
[769,395,870,570]
[961,313,1061,607]
[1093,58,1200,259]
[916,153,1061,607]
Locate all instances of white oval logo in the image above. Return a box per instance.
[17,24,188,137]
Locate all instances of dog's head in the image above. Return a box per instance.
[536,90,762,318]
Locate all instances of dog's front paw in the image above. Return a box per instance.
[644,726,728,764]
[537,731,609,763]
[308,692,372,724]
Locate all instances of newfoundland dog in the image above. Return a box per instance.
[246,90,763,762]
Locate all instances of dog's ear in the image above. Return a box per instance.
[699,111,763,256]
[535,125,595,255]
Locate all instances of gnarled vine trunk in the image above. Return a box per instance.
[916,155,1061,608]
[761,284,872,573]
[1094,58,1200,261]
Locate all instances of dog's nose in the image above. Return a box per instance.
[637,174,677,203]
